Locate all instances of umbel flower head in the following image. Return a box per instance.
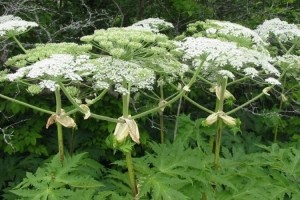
[255,18,300,43]
[7,54,97,91]
[5,43,92,67]
[81,27,185,76]
[0,15,38,38]
[186,20,267,49]
[92,56,155,94]
[275,55,300,79]
[176,37,280,84]
[126,18,174,33]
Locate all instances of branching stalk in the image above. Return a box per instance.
[58,83,120,123]
[131,59,206,120]
[0,94,54,114]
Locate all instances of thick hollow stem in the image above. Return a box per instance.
[125,152,138,197]
[173,96,182,141]
[122,84,138,198]
[159,112,165,144]
[55,87,64,164]
[159,83,165,144]
[214,120,223,167]
[214,77,227,167]
[274,74,286,143]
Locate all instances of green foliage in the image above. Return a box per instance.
[11,153,103,199]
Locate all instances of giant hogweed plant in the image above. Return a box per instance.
[0,15,299,199]
[255,18,300,143]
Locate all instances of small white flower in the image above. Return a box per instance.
[204,20,266,47]
[255,18,300,43]
[218,70,235,79]
[39,80,57,91]
[243,67,259,78]
[92,56,155,93]
[176,37,280,82]
[127,18,174,33]
[265,77,281,85]
[0,15,38,37]
[7,54,96,92]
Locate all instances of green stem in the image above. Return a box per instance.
[131,59,206,120]
[55,87,64,164]
[275,35,288,53]
[214,77,227,167]
[173,96,182,141]
[159,112,165,144]
[286,39,298,55]
[0,93,54,114]
[87,89,108,105]
[214,119,223,167]
[274,74,286,143]
[159,84,165,144]
[59,83,120,123]
[12,35,27,53]
[125,152,138,197]
[183,95,214,114]
[227,76,249,86]
[122,84,138,198]
[226,90,271,115]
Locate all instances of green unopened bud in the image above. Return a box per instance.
[110,48,126,58]
[65,86,79,97]
[27,84,42,95]
[80,35,94,42]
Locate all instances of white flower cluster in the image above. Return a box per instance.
[0,15,38,37]
[92,56,155,94]
[204,20,266,47]
[7,54,96,91]
[127,18,174,33]
[176,37,280,82]
[255,18,300,43]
